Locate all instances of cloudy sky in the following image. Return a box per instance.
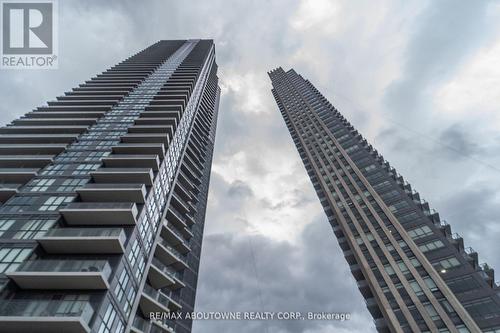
[2,1,500,332]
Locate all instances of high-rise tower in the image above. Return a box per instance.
[0,39,220,333]
[269,67,500,333]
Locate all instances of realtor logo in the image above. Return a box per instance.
[1,0,58,69]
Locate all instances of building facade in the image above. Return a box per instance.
[269,67,500,333]
[0,39,220,333]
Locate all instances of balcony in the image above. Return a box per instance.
[144,105,182,115]
[154,238,189,270]
[12,118,97,126]
[349,263,365,281]
[0,168,38,183]
[171,194,190,214]
[0,125,88,134]
[0,298,94,333]
[7,259,112,290]
[112,143,166,159]
[0,184,19,203]
[0,155,53,168]
[77,184,146,203]
[161,224,190,254]
[0,134,78,144]
[47,99,118,107]
[166,207,188,230]
[128,125,174,138]
[183,211,195,227]
[180,162,201,181]
[139,284,182,317]
[91,168,154,186]
[134,117,177,127]
[131,315,175,333]
[37,228,126,254]
[149,257,185,290]
[60,202,138,226]
[174,183,191,202]
[25,111,106,119]
[178,171,199,194]
[102,155,160,171]
[140,110,181,122]
[121,133,170,145]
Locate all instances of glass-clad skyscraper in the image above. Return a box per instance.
[0,39,220,333]
[269,67,500,333]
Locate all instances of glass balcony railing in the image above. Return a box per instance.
[164,223,190,247]
[0,298,94,322]
[64,202,136,210]
[151,257,183,281]
[16,259,112,278]
[42,227,124,238]
[169,205,195,225]
[133,314,175,333]
[168,206,188,225]
[143,283,171,307]
[158,239,187,263]
[133,315,149,332]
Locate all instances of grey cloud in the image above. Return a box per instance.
[227,180,254,199]
[437,124,482,159]
[438,183,500,274]
[194,217,374,333]
[384,1,493,117]
[259,188,315,212]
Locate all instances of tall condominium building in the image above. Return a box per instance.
[0,39,220,333]
[269,67,500,333]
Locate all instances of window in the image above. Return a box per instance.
[0,219,14,237]
[408,225,433,240]
[409,280,424,296]
[42,164,68,175]
[384,264,395,275]
[344,144,359,153]
[372,180,391,190]
[388,200,410,212]
[14,218,56,239]
[409,257,421,267]
[115,269,129,302]
[464,298,500,320]
[423,302,440,320]
[396,261,409,273]
[85,151,110,161]
[28,178,55,192]
[72,164,100,175]
[398,211,420,224]
[56,151,83,162]
[136,256,145,280]
[440,299,455,314]
[434,257,461,271]
[0,247,31,273]
[381,190,400,201]
[423,276,438,292]
[98,303,122,333]
[2,196,37,212]
[364,164,376,172]
[57,178,88,192]
[56,294,90,316]
[447,275,480,294]
[39,196,74,211]
[128,239,141,267]
[419,240,445,253]
[115,268,136,316]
